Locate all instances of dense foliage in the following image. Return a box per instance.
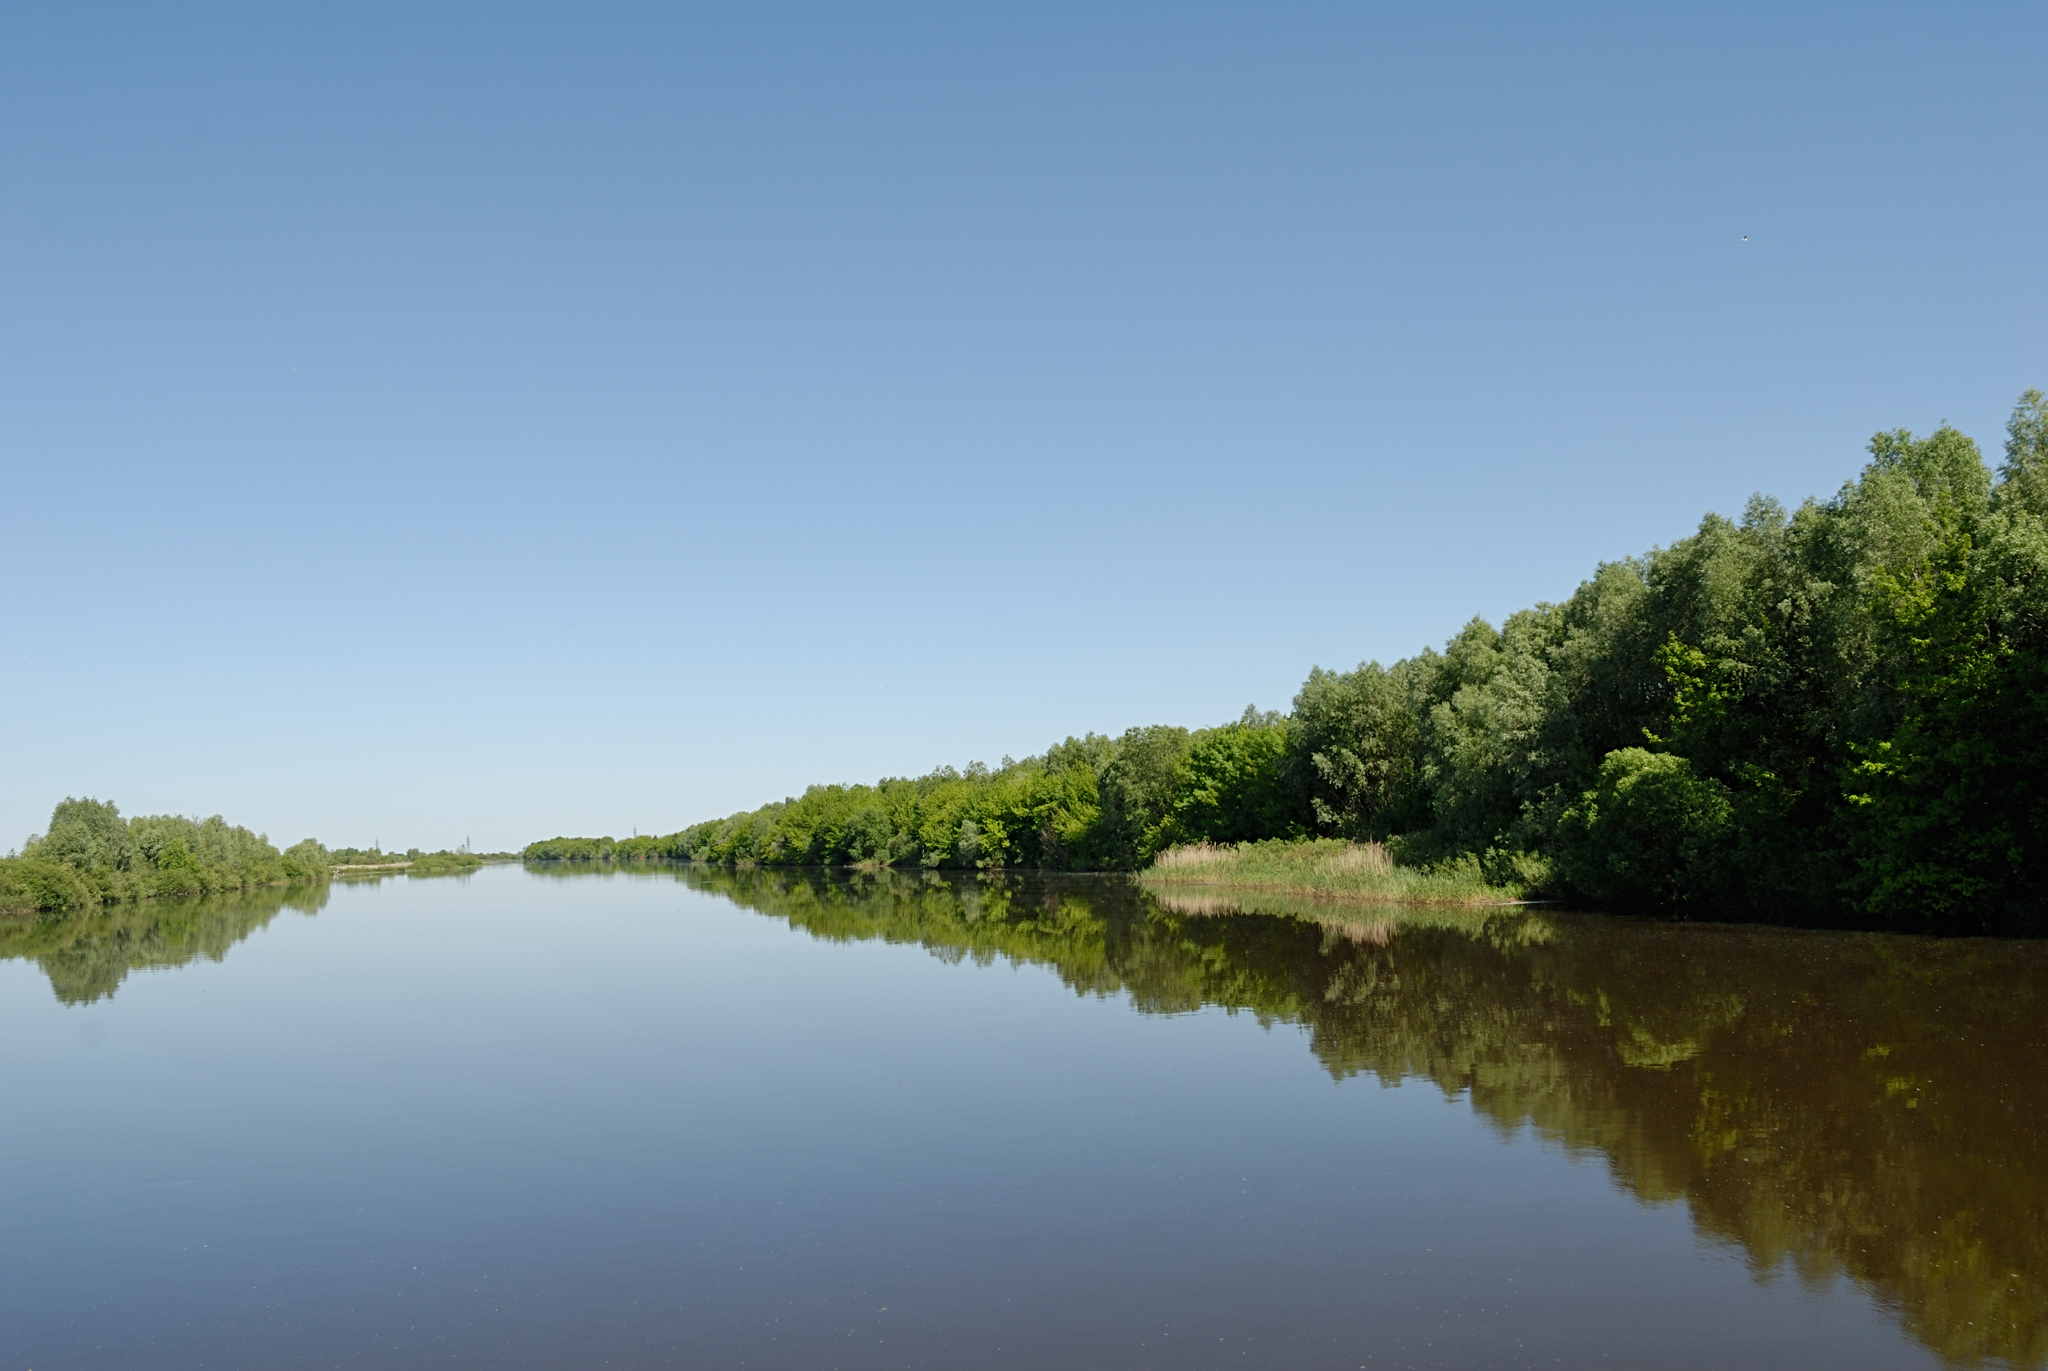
[531,394,2048,932]
[0,798,331,911]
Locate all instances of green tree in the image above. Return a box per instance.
[1157,714,1298,847]
[1291,662,1421,838]
[32,797,135,873]
[1997,387,2048,519]
[1091,725,1192,867]
[1555,748,1735,910]
[1840,422,2048,931]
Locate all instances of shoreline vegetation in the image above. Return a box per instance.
[528,393,2048,936]
[1140,839,1518,906]
[329,848,518,879]
[0,801,514,913]
[0,798,331,914]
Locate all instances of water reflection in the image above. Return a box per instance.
[8,864,2042,1366]
[672,864,2048,1369]
[0,884,329,1005]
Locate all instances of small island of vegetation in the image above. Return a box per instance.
[327,846,517,878]
[1,802,518,912]
[529,392,2048,936]
[0,798,332,912]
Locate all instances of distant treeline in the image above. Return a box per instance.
[530,393,2048,934]
[520,713,1298,876]
[2,798,331,912]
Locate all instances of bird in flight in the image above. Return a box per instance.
[1741,235,1749,241]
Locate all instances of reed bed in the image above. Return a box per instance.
[1141,837,1515,906]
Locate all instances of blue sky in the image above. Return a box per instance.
[4,3,2044,852]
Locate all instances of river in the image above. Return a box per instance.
[3,862,2041,1369]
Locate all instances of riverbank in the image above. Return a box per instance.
[1139,838,1518,906]
[0,855,330,913]
[517,838,1520,905]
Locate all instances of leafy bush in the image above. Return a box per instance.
[0,858,97,912]
[1554,749,1734,911]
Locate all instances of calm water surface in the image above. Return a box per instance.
[3,864,2043,1369]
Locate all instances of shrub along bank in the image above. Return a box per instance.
[530,394,2048,935]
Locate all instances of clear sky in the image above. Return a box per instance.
[4,3,2044,853]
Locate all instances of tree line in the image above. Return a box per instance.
[528,394,2048,933]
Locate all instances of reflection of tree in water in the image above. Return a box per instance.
[678,865,2048,1370]
[0,884,330,1005]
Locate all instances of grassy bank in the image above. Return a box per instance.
[1139,838,1519,906]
